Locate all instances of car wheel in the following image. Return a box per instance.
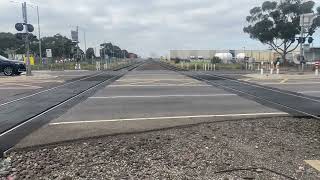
[3,66,14,76]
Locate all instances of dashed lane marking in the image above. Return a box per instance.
[49,112,288,126]
[305,160,320,171]
[89,94,237,99]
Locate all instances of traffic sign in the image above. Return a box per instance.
[300,13,317,27]
[46,49,52,58]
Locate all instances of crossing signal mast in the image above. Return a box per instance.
[299,13,317,57]
[297,13,318,72]
[15,2,35,76]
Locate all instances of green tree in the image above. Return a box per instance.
[41,34,76,58]
[211,56,222,64]
[0,32,41,58]
[113,45,122,58]
[121,49,129,58]
[86,48,95,59]
[100,43,113,58]
[244,0,320,62]
[0,32,25,57]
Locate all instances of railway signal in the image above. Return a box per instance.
[308,37,314,44]
[14,2,35,76]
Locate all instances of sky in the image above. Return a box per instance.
[0,0,319,57]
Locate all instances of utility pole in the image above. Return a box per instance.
[22,2,31,76]
[37,5,42,64]
[76,26,80,62]
[84,31,87,61]
[300,14,304,65]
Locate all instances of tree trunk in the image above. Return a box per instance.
[282,53,290,66]
[282,43,288,65]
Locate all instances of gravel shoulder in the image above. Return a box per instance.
[1,117,320,180]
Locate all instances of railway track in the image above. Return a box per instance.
[0,62,142,157]
[159,61,320,120]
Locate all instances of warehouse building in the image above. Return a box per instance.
[169,49,320,64]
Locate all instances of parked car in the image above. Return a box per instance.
[0,55,26,76]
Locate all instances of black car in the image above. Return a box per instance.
[0,55,26,76]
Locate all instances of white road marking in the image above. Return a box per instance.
[0,72,107,107]
[108,85,211,87]
[305,160,320,171]
[200,72,320,103]
[49,112,288,125]
[0,83,42,89]
[280,78,289,84]
[0,87,41,90]
[117,79,194,81]
[299,91,320,94]
[89,94,237,99]
[261,82,320,85]
[0,74,122,137]
[191,72,320,119]
[57,75,93,77]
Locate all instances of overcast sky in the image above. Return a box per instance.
[0,0,319,57]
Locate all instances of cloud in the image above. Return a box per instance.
[0,0,319,57]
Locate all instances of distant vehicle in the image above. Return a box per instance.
[0,55,26,76]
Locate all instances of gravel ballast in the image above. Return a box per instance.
[1,117,320,180]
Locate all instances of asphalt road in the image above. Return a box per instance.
[1,61,320,179]
[0,71,126,156]
[204,71,320,98]
[0,71,98,104]
[15,62,287,148]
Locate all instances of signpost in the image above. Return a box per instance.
[46,49,52,58]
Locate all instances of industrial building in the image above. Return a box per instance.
[169,48,320,64]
